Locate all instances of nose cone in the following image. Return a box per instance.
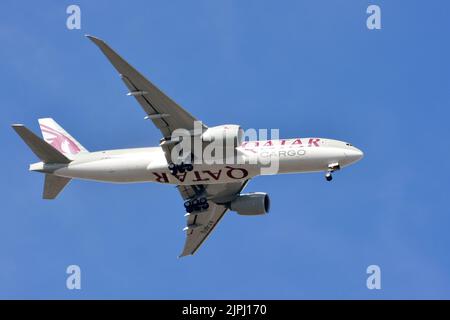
[345,148,364,164]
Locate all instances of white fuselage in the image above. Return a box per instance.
[36,138,363,185]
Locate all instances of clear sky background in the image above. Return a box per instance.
[1,1,450,299]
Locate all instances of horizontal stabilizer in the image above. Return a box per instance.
[12,124,71,164]
[43,174,71,199]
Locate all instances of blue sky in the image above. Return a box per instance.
[1,0,450,299]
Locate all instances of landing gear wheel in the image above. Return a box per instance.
[170,162,194,174]
[175,162,184,173]
[184,197,209,213]
[325,172,333,181]
[184,200,192,208]
[168,163,178,175]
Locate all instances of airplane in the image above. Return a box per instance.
[12,35,363,257]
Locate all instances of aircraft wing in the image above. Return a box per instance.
[177,181,249,257]
[87,35,249,257]
[86,35,206,140]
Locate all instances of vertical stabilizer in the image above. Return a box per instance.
[38,118,88,159]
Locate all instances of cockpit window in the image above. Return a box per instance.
[345,143,352,146]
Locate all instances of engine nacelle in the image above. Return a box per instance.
[201,125,244,150]
[230,192,270,216]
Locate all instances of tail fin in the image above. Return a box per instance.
[43,174,71,199]
[12,124,71,164]
[38,118,88,159]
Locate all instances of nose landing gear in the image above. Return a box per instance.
[325,163,340,182]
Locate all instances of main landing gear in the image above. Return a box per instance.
[325,163,340,182]
[168,162,194,175]
[184,197,209,214]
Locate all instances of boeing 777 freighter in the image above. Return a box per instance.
[12,36,363,257]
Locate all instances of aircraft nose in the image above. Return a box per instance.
[345,147,364,163]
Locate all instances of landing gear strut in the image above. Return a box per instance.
[325,163,340,182]
[168,162,194,175]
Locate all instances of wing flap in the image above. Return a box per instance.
[179,204,228,257]
[120,75,171,134]
[177,181,249,257]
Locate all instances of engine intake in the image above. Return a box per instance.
[230,192,270,216]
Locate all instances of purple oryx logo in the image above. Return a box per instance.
[40,124,81,155]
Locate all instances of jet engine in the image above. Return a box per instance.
[201,125,244,150]
[229,192,270,216]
